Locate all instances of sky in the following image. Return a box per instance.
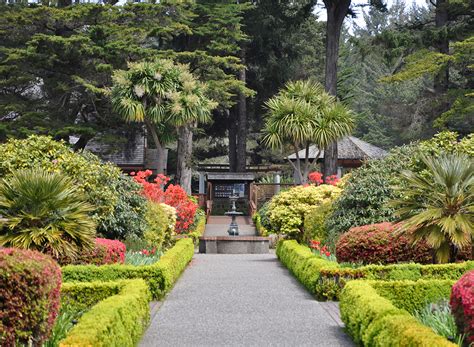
[315,0,429,27]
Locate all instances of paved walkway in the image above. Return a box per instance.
[140,253,353,347]
[204,216,257,237]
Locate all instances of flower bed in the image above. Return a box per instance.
[62,238,194,300]
[59,279,150,347]
[340,280,456,346]
[277,240,474,300]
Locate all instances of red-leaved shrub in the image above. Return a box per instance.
[0,248,61,346]
[68,238,126,265]
[132,170,198,234]
[450,270,474,345]
[335,222,433,264]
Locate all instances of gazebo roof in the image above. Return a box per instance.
[287,136,387,161]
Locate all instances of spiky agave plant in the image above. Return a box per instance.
[391,153,474,263]
[0,168,96,260]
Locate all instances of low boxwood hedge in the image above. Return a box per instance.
[60,279,150,347]
[62,238,194,299]
[61,281,122,311]
[339,280,456,346]
[277,240,474,300]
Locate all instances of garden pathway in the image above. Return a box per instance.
[140,252,353,346]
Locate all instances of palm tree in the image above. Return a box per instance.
[391,153,474,263]
[0,169,96,261]
[262,80,354,183]
[111,59,216,182]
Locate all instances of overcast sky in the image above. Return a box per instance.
[315,0,429,27]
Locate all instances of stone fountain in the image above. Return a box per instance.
[224,195,243,236]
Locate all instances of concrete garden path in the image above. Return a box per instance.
[140,252,353,346]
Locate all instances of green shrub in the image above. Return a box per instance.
[277,240,474,301]
[62,238,194,300]
[0,135,147,237]
[99,176,148,240]
[0,248,62,346]
[257,200,272,231]
[0,169,96,260]
[252,211,269,236]
[144,201,176,251]
[59,279,150,347]
[187,209,206,243]
[303,201,333,243]
[326,131,474,247]
[269,185,341,241]
[340,280,456,346]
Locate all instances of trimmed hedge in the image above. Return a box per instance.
[61,281,122,311]
[277,240,474,300]
[1,248,62,346]
[340,280,456,346]
[60,279,150,347]
[62,238,194,299]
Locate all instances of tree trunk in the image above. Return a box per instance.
[228,109,238,172]
[323,0,351,179]
[434,0,449,95]
[144,118,166,174]
[236,53,247,172]
[176,124,194,195]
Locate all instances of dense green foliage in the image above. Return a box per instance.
[340,280,456,346]
[0,169,96,260]
[62,238,194,300]
[0,248,62,346]
[0,136,149,239]
[268,185,341,241]
[326,132,474,246]
[60,279,150,347]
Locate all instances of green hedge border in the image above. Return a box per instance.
[60,279,150,347]
[276,240,474,300]
[62,238,194,300]
[61,281,121,312]
[339,280,456,346]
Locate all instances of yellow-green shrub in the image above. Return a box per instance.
[60,279,150,347]
[340,280,456,346]
[144,202,176,250]
[303,201,333,243]
[269,185,341,241]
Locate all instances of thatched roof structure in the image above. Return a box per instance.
[287,136,387,161]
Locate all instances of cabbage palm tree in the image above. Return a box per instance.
[262,80,354,183]
[111,59,216,182]
[391,153,474,263]
[0,169,96,261]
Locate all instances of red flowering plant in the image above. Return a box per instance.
[450,270,474,345]
[132,170,198,234]
[309,240,335,261]
[125,247,162,266]
[308,172,339,186]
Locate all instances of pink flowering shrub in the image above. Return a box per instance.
[0,248,61,346]
[132,170,198,234]
[450,270,474,344]
[64,238,126,265]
